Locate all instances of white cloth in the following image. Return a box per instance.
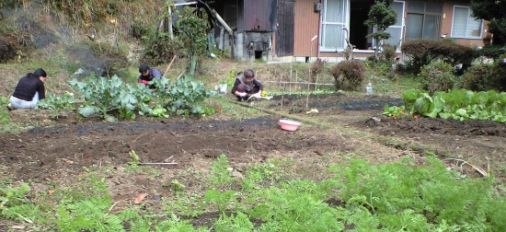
[10,92,39,109]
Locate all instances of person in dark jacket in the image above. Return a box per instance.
[9,68,47,110]
[138,64,162,87]
[231,69,263,101]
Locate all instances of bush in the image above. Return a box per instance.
[381,44,396,62]
[130,20,148,40]
[0,36,16,62]
[461,55,506,92]
[462,64,495,91]
[141,27,183,65]
[331,60,365,91]
[480,45,506,59]
[310,58,326,89]
[88,41,129,76]
[419,59,457,94]
[401,39,477,73]
[310,58,326,76]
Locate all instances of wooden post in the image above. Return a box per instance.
[306,79,310,108]
[168,7,174,39]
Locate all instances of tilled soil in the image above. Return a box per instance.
[358,116,506,180]
[265,93,403,112]
[0,117,348,180]
[364,116,506,137]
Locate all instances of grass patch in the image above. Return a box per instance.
[2,155,505,231]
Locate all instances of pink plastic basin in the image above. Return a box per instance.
[278,119,301,131]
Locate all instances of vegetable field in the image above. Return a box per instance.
[0,83,506,231]
[1,62,506,231]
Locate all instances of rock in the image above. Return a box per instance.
[365,117,381,127]
[231,170,244,179]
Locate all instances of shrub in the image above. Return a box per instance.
[331,60,365,91]
[461,55,506,92]
[462,64,495,91]
[310,58,326,89]
[141,27,183,65]
[419,59,457,94]
[401,39,477,73]
[480,45,506,59]
[310,58,326,76]
[130,20,148,39]
[87,41,129,77]
[0,36,16,62]
[381,44,396,62]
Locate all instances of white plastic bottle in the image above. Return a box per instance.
[366,82,373,95]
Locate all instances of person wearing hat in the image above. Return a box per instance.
[8,68,47,110]
[138,64,161,87]
[231,69,263,101]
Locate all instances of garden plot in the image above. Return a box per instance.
[0,117,351,181]
[259,93,403,113]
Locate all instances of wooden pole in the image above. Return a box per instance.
[163,55,177,77]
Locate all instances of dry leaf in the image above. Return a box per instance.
[134,193,148,204]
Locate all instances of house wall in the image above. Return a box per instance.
[293,0,320,57]
[440,1,488,48]
[292,0,489,59]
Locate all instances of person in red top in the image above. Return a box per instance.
[8,68,47,110]
[138,64,162,87]
[231,69,263,101]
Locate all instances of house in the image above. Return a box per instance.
[203,0,488,61]
[290,0,489,61]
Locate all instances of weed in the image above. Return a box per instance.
[0,181,43,224]
[214,212,254,232]
[209,154,233,189]
[165,193,206,218]
[0,96,11,126]
[205,154,238,213]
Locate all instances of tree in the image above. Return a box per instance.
[470,0,506,45]
[175,7,210,77]
[365,0,396,60]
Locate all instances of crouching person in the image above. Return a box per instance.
[138,64,162,88]
[9,68,47,110]
[231,69,263,101]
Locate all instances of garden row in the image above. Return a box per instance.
[1,155,505,231]
[384,89,506,123]
[38,75,213,122]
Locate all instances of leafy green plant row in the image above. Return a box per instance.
[38,75,213,121]
[385,89,506,122]
[5,154,504,231]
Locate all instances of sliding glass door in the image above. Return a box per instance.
[406,1,442,40]
[320,0,348,51]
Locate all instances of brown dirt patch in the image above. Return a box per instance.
[365,116,506,137]
[0,117,349,181]
[357,116,506,181]
[257,93,402,114]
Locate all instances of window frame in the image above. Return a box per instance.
[405,1,442,40]
[372,0,406,51]
[319,0,349,52]
[450,5,484,40]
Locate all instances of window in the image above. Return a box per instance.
[372,1,405,49]
[384,1,405,48]
[320,0,347,51]
[406,1,442,40]
[451,6,483,39]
